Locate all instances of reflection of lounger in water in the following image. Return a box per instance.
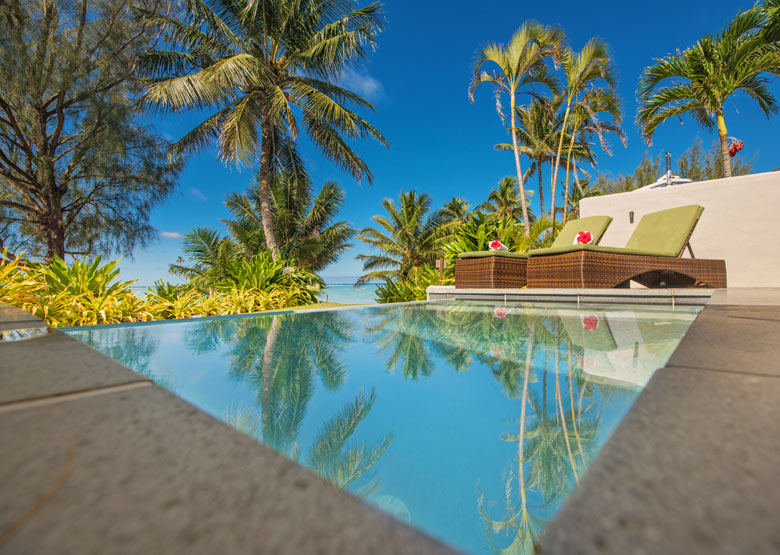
[558,309,697,387]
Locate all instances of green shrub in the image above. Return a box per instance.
[375,265,453,303]
[1,252,326,327]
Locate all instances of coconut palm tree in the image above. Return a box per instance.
[478,176,534,221]
[355,190,446,285]
[441,197,471,224]
[224,173,355,273]
[550,39,618,228]
[561,88,625,223]
[637,9,780,177]
[139,0,387,259]
[499,98,561,218]
[469,22,564,235]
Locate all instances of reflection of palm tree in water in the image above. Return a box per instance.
[478,314,609,553]
[479,320,542,554]
[365,306,437,380]
[207,312,392,493]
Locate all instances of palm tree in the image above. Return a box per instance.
[224,173,355,273]
[758,0,780,41]
[561,88,625,223]
[550,39,617,228]
[478,176,533,221]
[469,22,564,235]
[355,190,446,284]
[500,98,561,218]
[637,9,780,178]
[139,0,387,259]
[441,197,470,224]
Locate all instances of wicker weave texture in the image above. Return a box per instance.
[527,251,727,289]
[455,256,527,288]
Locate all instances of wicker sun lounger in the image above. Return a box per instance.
[526,205,727,289]
[454,215,613,288]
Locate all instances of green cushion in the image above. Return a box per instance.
[457,251,528,259]
[527,244,667,257]
[624,204,703,256]
[551,215,614,248]
[529,205,703,258]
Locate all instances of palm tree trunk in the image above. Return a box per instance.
[563,126,578,224]
[537,160,545,224]
[510,96,531,235]
[258,120,280,260]
[551,102,572,228]
[717,113,732,178]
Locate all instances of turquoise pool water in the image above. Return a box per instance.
[65,301,700,553]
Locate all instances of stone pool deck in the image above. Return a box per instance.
[2,289,780,553]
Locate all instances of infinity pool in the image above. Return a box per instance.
[66,301,700,553]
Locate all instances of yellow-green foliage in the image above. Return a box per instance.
[375,265,454,304]
[0,250,323,327]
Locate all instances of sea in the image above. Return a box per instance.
[320,277,379,305]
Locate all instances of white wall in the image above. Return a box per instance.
[579,171,780,288]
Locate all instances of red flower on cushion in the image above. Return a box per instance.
[489,239,507,251]
[575,231,593,245]
[494,306,508,320]
[582,314,599,331]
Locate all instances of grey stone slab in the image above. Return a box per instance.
[538,366,780,555]
[708,288,780,306]
[667,305,780,376]
[0,386,455,555]
[0,320,47,333]
[0,329,149,405]
[0,306,41,324]
[703,304,780,321]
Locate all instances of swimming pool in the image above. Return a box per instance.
[65,300,700,553]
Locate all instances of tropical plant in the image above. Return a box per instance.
[0,249,39,307]
[0,0,180,260]
[225,173,355,272]
[676,138,754,180]
[499,98,562,217]
[478,176,534,221]
[551,38,619,227]
[757,0,780,41]
[441,197,471,224]
[374,265,453,303]
[637,9,780,177]
[560,88,625,223]
[355,190,447,285]
[469,22,564,235]
[169,227,242,290]
[442,213,556,265]
[139,0,387,259]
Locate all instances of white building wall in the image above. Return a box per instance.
[579,171,780,288]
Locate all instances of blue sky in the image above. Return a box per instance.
[124,0,780,286]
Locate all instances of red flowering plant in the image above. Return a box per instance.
[575,231,593,245]
[494,306,509,320]
[728,138,744,157]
